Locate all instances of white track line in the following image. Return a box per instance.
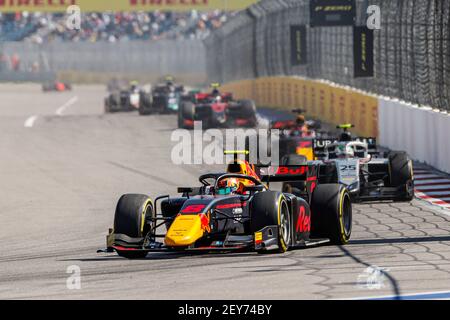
[55,96,78,116]
[24,115,38,128]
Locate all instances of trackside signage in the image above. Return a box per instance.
[310,0,355,27]
[0,0,259,12]
[290,25,307,66]
[353,26,374,78]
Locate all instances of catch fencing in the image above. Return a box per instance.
[205,0,450,112]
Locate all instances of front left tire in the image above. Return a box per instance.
[114,194,153,259]
[250,191,291,253]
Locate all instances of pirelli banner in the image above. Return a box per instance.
[222,77,379,138]
[0,0,258,12]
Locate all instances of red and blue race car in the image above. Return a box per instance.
[99,151,352,259]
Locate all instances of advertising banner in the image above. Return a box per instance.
[0,0,258,13]
[290,25,307,66]
[310,0,355,27]
[354,26,374,78]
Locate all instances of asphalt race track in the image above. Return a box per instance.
[1,84,450,300]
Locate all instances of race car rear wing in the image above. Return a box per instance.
[258,165,308,183]
[313,137,378,159]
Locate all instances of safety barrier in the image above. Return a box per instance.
[379,99,450,174]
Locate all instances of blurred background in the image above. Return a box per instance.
[0,9,233,84]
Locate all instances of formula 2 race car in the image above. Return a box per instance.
[99,152,352,259]
[283,125,415,202]
[139,76,186,115]
[42,81,72,92]
[178,84,257,129]
[273,109,323,162]
[104,81,152,113]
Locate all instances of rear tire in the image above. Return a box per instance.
[104,98,111,113]
[310,184,352,245]
[388,151,414,201]
[139,94,153,116]
[114,194,153,259]
[178,102,195,129]
[250,191,291,253]
[239,100,257,127]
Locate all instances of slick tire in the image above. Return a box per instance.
[310,184,352,245]
[178,101,195,129]
[250,191,291,253]
[239,99,257,127]
[104,98,111,113]
[139,94,153,116]
[114,194,153,259]
[138,104,152,116]
[388,151,414,201]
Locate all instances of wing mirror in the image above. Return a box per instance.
[244,185,266,193]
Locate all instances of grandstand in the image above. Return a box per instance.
[0,10,232,43]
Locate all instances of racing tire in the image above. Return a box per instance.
[114,194,153,259]
[138,104,152,116]
[388,151,414,201]
[178,101,195,129]
[104,98,111,113]
[310,184,352,245]
[250,191,291,253]
[138,94,153,116]
[239,100,258,127]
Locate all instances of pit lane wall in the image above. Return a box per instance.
[221,77,450,175]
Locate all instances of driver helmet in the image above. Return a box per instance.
[339,131,352,142]
[130,80,139,91]
[335,144,354,159]
[217,178,239,195]
[296,115,305,126]
[214,95,222,103]
[225,161,257,194]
